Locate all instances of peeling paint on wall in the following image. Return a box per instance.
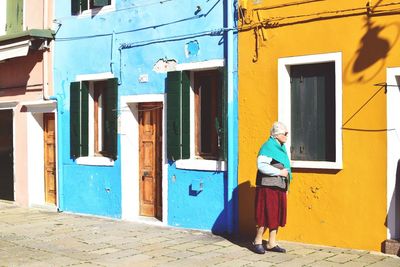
[185,40,199,58]
[152,58,177,73]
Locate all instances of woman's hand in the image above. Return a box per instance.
[280,169,289,177]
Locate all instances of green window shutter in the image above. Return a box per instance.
[181,71,190,159]
[218,68,228,161]
[70,81,89,159]
[290,62,335,161]
[6,0,23,34]
[80,81,89,157]
[166,71,190,161]
[70,82,82,159]
[71,0,88,14]
[93,0,111,7]
[104,78,118,160]
[81,0,88,12]
[71,0,80,14]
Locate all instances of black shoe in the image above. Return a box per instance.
[266,245,286,253]
[253,243,265,254]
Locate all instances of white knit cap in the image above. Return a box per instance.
[270,121,288,136]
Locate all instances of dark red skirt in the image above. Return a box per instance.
[255,186,287,229]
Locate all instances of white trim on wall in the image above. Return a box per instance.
[278,52,343,169]
[120,94,167,225]
[386,67,400,240]
[27,112,45,206]
[26,104,58,210]
[175,59,224,71]
[75,72,114,81]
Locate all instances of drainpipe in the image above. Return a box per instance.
[43,0,64,210]
[226,0,238,234]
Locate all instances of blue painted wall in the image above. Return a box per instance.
[53,0,238,232]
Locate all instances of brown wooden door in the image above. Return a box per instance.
[139,102,162,219]
[44,113,56,205]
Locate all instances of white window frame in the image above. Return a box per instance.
[278,52,343,169]
[78,0,115,17]
[174,59,227,171]
[74,72,115,166]
[386,67,400,239]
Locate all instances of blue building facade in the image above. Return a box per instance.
[53,0,238,234]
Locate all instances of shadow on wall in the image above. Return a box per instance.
[344,17,400,84]
[0,51,43,94]
[211,180,256,252]
[211,180,255,239]
[385,159,400,241]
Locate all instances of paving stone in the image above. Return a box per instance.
[189,244,223,253]
[164,249,199,259]
[165,241,201,251]
[353,253,388,263]
[306,260,345,266]
[239,251,276,261]
[367,256,400,267]
[90,247,121,255]
[340,261,369,267]
[249,261,275,267]
[144,247,176,257]
[276,256,320,266]
[291,248,318,256]
[326,253,360,263]
[213,240,235,247]
[263,253,298,264]
[302,251,336,261]
[214,259,253,266]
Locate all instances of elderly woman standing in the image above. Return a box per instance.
[253,122,292,254]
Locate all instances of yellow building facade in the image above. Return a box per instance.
[238,0,400,252]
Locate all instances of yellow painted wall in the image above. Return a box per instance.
[238,0,397,251]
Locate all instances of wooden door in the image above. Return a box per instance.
[44,113,57,205]
[0,110,14,201]
[139,102,162,219]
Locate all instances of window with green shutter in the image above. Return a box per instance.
[70,78,118,160]
[71,0,112,15]
[166,68,227,162]
[290,62,336,162]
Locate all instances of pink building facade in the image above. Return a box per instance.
[0,0,56,208]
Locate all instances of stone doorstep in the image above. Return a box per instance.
[383,239,400,256]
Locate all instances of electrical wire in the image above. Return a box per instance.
[239,1,400,31]
[119,28,234,49]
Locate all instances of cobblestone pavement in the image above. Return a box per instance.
[0,202,399,267]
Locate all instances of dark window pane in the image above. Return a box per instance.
[91,0,111,8]
[194,70,220,159]
[290,62,336,161]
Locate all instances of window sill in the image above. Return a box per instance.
[76,156,114,166]
[291,160,342,170]
[175,159,226,171]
